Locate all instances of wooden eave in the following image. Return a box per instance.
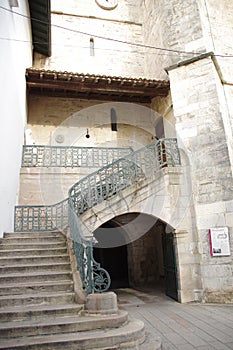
[26,68,170,103]
[28,0,51,57]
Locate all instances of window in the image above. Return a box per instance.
[111,108,117,131]
[90,38,94,56]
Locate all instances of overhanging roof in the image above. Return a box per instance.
[28,0,51,57]
[26,68,170,103]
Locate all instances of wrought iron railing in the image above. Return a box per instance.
[15,138,181,294]
[14,199,68,233]
[69,201,111,294]
[22,145,132,168]
[68,138,180,215]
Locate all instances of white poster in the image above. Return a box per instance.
[209,227,231,257]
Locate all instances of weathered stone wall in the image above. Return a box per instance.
[168,55,233,303]
[142,0,205,79]
[127,222,164,287]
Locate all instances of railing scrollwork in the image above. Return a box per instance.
[15,138,181,294]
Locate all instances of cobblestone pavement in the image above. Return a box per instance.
[114,288,233,350]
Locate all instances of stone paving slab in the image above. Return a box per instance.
[115,288,233,350]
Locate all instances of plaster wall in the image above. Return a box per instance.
[0,1,32,236]
[34,0,145,78]
[27,96,155,150]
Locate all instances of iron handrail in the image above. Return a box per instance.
[15,138,181,294]
[68,138,180,215]
[22,145,132,168]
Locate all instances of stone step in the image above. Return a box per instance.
[0,303,84,322]
[0,262,71,275]
[0,254,70,266]
[0,236,66,244]
[0,271,72,284]
[0,318,144,350]
[0,310,128,339]
[3,232,65,239]
[0,280,74,296]
[0,242,67,250]
[0,291,75,307]
[0,247,68,257]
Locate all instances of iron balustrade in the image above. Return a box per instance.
[22,145,132,168]
[69,202,111,294]
[14,199,68,233]
[68,138,181,216]
[15,138,181,294]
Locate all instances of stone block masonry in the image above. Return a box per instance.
[167,53,233,303]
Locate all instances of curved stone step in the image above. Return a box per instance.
[0,303,84,322]
[0,310,129,339]
[0,280,74,296]
[0,318,144,350]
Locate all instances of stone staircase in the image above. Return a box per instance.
[0,231,145,349]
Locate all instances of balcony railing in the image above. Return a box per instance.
[22,145,132,168]
[15,138,181,294]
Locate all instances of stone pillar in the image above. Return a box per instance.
[167,53,233,303]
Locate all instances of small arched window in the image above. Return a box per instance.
[111,108,117,131]
[90,38,94,56]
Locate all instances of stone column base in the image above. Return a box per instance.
[85,291,118,315]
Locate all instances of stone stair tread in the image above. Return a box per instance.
[3,232,64,237]
[0,255,69,263]
[0,303,82,314]
[0,310,128,330]
[0,248,67,254]
[0,262,70,268]
[0,318,144,349]
[0,254,69,259]
[1,247,65,254]
[0,271,71,278]
[0,240,66,245]
[0,291,74,301]
[0,243,67,250]
[0,280,73,289]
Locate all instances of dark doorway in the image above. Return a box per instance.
[93,222,129,289]
[162,231,178,301]
[93,216,178,302]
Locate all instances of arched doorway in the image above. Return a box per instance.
[93,213,178,301]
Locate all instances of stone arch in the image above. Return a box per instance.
[93,212,178,300]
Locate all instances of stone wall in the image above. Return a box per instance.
[168,54,233,303]
[142,0,205,79]
[127,222,164,287]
